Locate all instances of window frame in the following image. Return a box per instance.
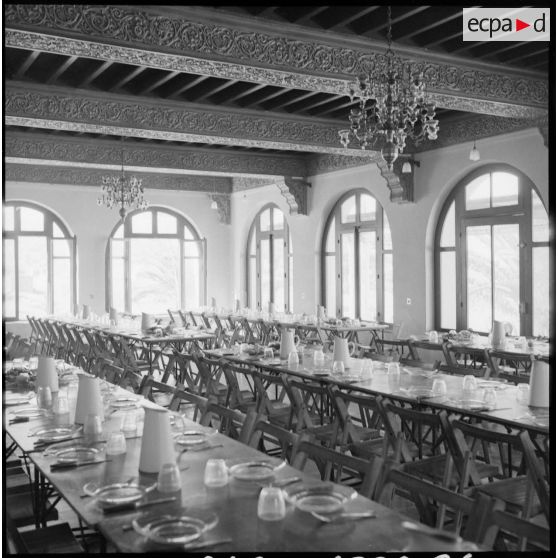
[246,203,293,312]
[105,206,206,313]
[435,163,549,336]
[3,201,77,321]
[321,189,392,321]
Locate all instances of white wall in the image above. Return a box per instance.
[5,128,548,338]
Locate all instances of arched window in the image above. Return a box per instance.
[435,165,549,336]
[246,204,293,312]
[322,190,393,322]
[3,201,76,320]
[107,207,205,313]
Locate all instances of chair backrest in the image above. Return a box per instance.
[169,387,211,421]
[172,351,202,392]
[518,431,549,523]
[408,339,449,364]
[444,343,490,371]
[138,376,177,407]
[486,350,532,384]
[200,401,254,442]
[221,361,256,410]
[251,369,291,421]
[167,309,185,326]
[292,439,384,498]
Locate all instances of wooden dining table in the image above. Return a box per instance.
[4,376,482,553]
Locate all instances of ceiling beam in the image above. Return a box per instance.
[14,50,40,79]
[112,66,146,91]
[195,79,238,102]
[46,55,77,85]
[292,7,329,25]
[365,6,430,35]
[328,7,379,31]
[168,75,209,99]
[395,11,462,42]
[270,90,320,111]
[140,70,180,95]
[79,60,112,88]
[5,5,547,117]
[227,83,267,104]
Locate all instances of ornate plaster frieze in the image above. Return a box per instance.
[208,193,231,224]
[305,153,378,176]
[5,5,547,116]
[538,125,548,147]
[5,82,365,156]
[4,131,307,178]
[376,160,414,204]
[277,177,310,216]
[232,177,276,192]
[4,163,232,192]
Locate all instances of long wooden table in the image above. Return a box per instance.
[4,380,481,553]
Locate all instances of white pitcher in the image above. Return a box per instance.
[280,329,299,360]
[36,356,59,394]
[333,337,355,368]
[139,406,176,473]
[529,359,549,408]
[491,320,506,349]
[74,373,104,424]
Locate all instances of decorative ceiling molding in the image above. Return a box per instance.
[4,130,307,178]
[277,177,310,216]
[305,154,378,176]
[4,5,547,117]
[5,81,370,156]
[376,160,414,203]
[208,193,231,224]
[538,125,548,147]
[5,163,232,192]
[416,114,544,151]
[232,177,276,192]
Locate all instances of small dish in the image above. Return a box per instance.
[228,460,284,481]
[110,396,139,409]
[10,407,46,418]
[83,482,153,507]
[55,446,101,463]
[35,426,81,443]
[283,482,356,514]
[132,510,218,545]
[175,431,208,447]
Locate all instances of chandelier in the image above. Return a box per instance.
[97,139,148,221]
[339,6,439,170]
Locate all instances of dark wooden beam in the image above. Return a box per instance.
[396,11,462,42]
[292,7,329,24]
[270,90,320,111]
[46,55,77,85]
[300,94,344,113]
[366,6,430,35]
[195,79,238,102]
[79,60,112,87]
[227,83,267,104]
[112,66,146,90]
[140,70,180,95]
[15,50,40,78]
[168,75,209,98]
[328,6,379,31]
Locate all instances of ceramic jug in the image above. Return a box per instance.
[74,373,104,424]
[529,359,549,408]
[491,320,506,349]
[139,406,176,473]
[333,337,355,368]
[280,329,299,360]
[36,356,59,394]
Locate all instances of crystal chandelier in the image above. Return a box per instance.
[339,6,439,170]
[97,139,148,221]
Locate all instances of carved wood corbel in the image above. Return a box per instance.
[208,193,231,224]
[376,158,415,203]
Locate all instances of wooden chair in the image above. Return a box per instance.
[518,431,549,523]
[138,376,178,408]
[251,370,293,428]
[200,402,255,442]
[486,350,532,384]
[442,343,490,376]
[291,439,384,498]
[220,362,258,412]
[167,309,186,326]
[169,388,212,422]
[408,339,448,366]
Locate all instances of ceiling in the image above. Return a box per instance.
[4,4,549,190]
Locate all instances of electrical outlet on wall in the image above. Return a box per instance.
[406,297,412,305]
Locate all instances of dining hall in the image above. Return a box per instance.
[3,3,552,555]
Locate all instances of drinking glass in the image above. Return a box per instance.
[53,393,70,425]
[287,351,299,370]
[257,486,286,521]
[203,458,228,488]
[313,348,325,370]
[428,330,439,343]
[28,356,39,371]
[106,432,127,456]
[516,384,530,405]
[37,386,53,410]
[263,347,275,361]
[432,378,447,397]
[360,359,374,380]
[157,462,182,493]
[482,388,497,410]
[462,375,477,395]
[332,360,345,376]
[84,413,103,443]
[121,411,138,438]
[387,362,400,391]
[171,414,186,433]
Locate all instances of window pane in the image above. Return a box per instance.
[493,224,520,335]
[20,206,45,232]
[341,233,355,318]
[325,220,335,252]
[465,174,490,211]
[131,211,152,234]
[492,172,518,207]
[4,206,15,231]
[532,190,549,242]
[466,225,492,332]
[18,236,48,318]
[260,238,270,309]
[272,208,284,230]
[53,238,70,258]
[341,196,357,224]
[383,253,393,324]
[52,222,65,238]
[249,229,256,255]
[260,209,271,232]
[157,212,177,234]
[112,239,124,258]
[440,202,455,248]
[113,224,124,239]
[111,257,125,312]
[325,255,336,318]
[184,240,200,257]
[383,212,392,250]
[440,251,456,330]
[248,257,257,310]
[359,231,376,321]
[129,238,180,313]
[360,194,376,222]
[3,239,16,317]
[184,225,194,240]
[53,259,71,316]
[273,237,285,310]
[184,258,200,309]
[532,247,549,337]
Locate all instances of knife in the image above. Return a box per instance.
[50,459,111,471]
[103,496,178,514]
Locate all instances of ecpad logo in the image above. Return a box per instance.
[463,8,550,42]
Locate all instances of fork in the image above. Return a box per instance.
[311,511,376,523]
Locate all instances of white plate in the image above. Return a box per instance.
[175,431,208,447]
[283,483,356,514]
[228,460,284,481]
[55,446,101,463]
[35,426,80,442]
[83,482,152,507]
